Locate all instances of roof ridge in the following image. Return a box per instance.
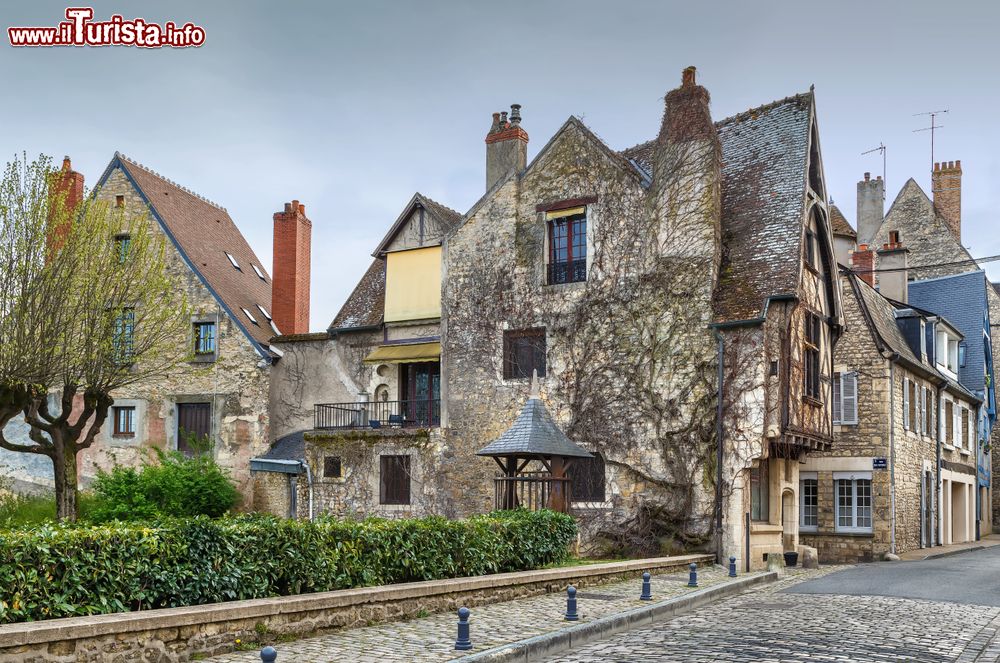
[415,192,462,219]
[115,151,228,212]
[715,90,812,129]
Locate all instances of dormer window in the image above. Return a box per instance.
[225,253,241,270]
[936,329,960,375]
[888,230,901,245]
[546,207,587,285]
[241,307,258,325]
[251,264,266,281]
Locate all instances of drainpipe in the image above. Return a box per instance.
[888,362,897,556]
[300,458,314,521]
[713,329,725,562]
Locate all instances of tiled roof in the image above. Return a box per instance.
[476,393,593,459]
[621,93,814,322]
[830,204,856,237]
[104,153,277,353]
[329,258,385,330]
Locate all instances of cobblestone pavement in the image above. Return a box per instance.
[209,565,738,663]
[549,569,1000,662]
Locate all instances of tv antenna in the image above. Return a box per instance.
[913,110,948,171]
[861,142,886,196]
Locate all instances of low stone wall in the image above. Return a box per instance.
[0,554,712,662]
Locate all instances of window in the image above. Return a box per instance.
[569,453,606,503]
[256,304,272,321]
[804,228,816,269]
[920,320,927,359]
[908,379,917,433]
[832,372,857,425]
[804,313,821,401]
[800,474,818,530]
[113,406,135,437]
[114,234,131,263]
[115,195,125,208]
[225,252,241,270]
[923,388,934,437]
[945,400,954,445]
[750,461,769,522]
[902,378,910,430]
[193,322,216,355]
[961,407,970,450]
[959,342,967,368]
[917,382,925,436]
[113,307,135,364]
[379,455,411,505]
[324,456,342,479]
[835,473,873,532]
[503,328,546,379]
[251,263,267,281]
[241,307,258,325]
[546,210,587,285]
[888,230,901,245]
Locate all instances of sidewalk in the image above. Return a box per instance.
[898,534,1000,561]
[208,565,782,663]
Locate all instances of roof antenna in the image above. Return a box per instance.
[913,109,948,173]
[529,369,540,400]
[861,142,887,198]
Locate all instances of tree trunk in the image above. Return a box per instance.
[51,432,79,522]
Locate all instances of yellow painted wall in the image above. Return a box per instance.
[384,246,441,322]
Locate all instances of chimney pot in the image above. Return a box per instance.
[864,172,870,181]
[284,202,292,213]
[298,204,305,215]
[510,104,522,126]
[932,156,962,241]
[681,66,697,88]
[485,105,529,190]
[955,159,961,169]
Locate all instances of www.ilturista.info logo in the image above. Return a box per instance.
[8,7,205,48]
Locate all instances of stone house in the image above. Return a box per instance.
[847,162,999,526]
[262,68,844,571]
[802,269,980,563]
[0,154,312,501]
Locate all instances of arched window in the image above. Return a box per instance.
[569,452,606,502]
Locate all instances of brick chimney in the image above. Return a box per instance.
[876,238,909,303]
[851,244,875,288]
[651,66,721,274]
[485,104,528,191]
[856,171,884,246]
[932,160,962,241]
[47,156,84,252]
[272,200,312,335]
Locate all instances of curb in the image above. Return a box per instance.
[917,545,986,561]
[456,571,778,662]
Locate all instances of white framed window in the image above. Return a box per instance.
[256,304,272,321]
[225,252,241,270]
[834,471,873,533]
[251,263,267,281]
[832,372,858,425]
[241,307,258,325]
[800,472,818,531]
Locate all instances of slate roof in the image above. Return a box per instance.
[329,258,386,331]
[621,93,815,322]
[97,153,277,354]
[260,430,306,460]
[830,205,856,237]
[476,393,593,459]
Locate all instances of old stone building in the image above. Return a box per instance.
[846,163,998,528]
[802,269,980,562]
[0,154,311,501]
[262,68,843,570]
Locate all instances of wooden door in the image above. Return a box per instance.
[177,402,211,456]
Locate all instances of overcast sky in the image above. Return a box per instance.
[2,1,997,330]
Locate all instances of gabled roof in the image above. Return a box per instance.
[621,92,816,322]
[329,257,385,331]
[96,153,276,356]
[477,382,593,459]
[830,204,856,237]
[372,193,462,257]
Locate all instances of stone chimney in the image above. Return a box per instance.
[876,237,909,303]
[851,244,875,288]
[272,200,312,335]
[485,104,528,191]
[932,160,962,241]
[47,156,85,253]
[651,66,721,273]
[856,172,884,246]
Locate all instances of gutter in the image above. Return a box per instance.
[708,293,798,331]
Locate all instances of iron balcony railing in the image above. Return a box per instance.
[493,472,572,512]
[547,259,586,285]
[314,399,440,430]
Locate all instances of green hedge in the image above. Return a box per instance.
[0,509,576,623]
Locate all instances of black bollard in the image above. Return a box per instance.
[260,646,277,662]
[640,572,652,601]
[729,556,737,578]
[455,606,472,651]
[565,585,579,621]
[687,562,698,587]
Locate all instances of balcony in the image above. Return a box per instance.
[314,399,440,430]
[546,259,586,285]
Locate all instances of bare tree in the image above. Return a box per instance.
[0,154,189,520]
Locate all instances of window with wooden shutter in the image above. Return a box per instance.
[503,328,546,379]
[961,407,970,450]
[832,372,842,424]
[902,378,910,431]
[841,372,858,425]
[379,455,411,505]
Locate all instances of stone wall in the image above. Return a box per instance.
[0,554,711,663]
